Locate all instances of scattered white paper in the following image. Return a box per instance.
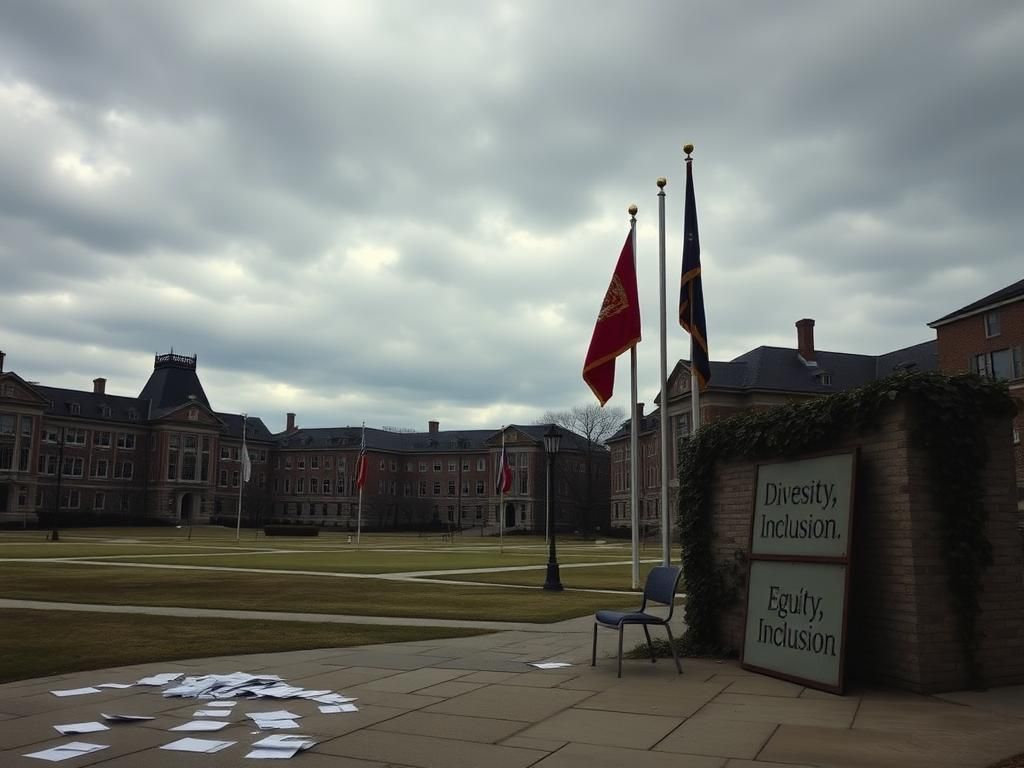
[318,704,358,714]
[206,701,237,708]
[170,720,231,732]
[51,687,101,697]
[529,662,572,669]
[160,737,235,754]
[312,694,357,705]
[246,710,301,722]
[101,713,155,722]
[24,742,109,762]
[54,722,109,735]
[194,709,233,717]
[251,718,300,730]
[245,735,317,759]
[97,683,134,689]
[137,672,182,686]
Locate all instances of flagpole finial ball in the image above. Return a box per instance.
[628,203,638,216]
[683,143,694,156]
[656,177,667,189]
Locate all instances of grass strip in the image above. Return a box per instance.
[0,608,486,684]
[423,562,659,591]
[0,562,638,622]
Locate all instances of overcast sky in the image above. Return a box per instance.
[2,1,1021,433]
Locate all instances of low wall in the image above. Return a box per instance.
[712,401,1024,693]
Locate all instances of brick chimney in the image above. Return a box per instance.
[428,420,439,434]
[636,402,645,419]
[286,412,296,432]
[0,350,5,373]
[796,318,817,364]
[93,377,106,395]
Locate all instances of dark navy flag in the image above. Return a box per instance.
[679,157,711,389]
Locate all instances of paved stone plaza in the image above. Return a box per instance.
[3,614,1024,767]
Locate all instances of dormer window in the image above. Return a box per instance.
[128,408,138,422]
[985,311,1001,338]
[815,371,832,386]
[100,405,111,418]
[69,402,80,415]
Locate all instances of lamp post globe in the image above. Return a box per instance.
[543,424,563,591]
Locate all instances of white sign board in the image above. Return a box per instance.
[751,453,854,558]
[742,560,847,690]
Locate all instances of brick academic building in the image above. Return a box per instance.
[0,352,608,532]
[608,277,1024,533]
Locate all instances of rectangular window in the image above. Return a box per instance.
[418,480,427,496]
[476,481,485,495]
[433,461,442,472]
[324,456,332,469]
[389,480,396,495]
[219,469,228,487]
[63,489,80,509]
[285,456,293,469]
[297,457,305,469]
[232,470,240,488]
[0,446,12,470]
[284,478,291,493]
[447,480,456,496]
[117,433,136,450]
[297,477,305,493]
[462,460,470,471]
[379,459,386,470]
[462,480,469,494]
[985,311,1001,338]
[93,431,112,447]
[433,481,441,495]
[378,479,386,494]
[419,462,427,472]
[63,457,84,477]
[94,492,105,511]
[66,428,86,445]
[311,456,319,469]
[390,460,398,472]
[92,459,109,478]
[311,478,320,494]
[323,479,331,494]
[0,414,15,435]
[448,461,457,472]
[477,458,486,471]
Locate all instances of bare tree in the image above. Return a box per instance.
[537,404,625,535]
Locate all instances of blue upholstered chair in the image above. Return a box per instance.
[591,565,683,678]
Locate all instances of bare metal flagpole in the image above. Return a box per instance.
[357,422,365,548]
[628,203,641,591]
[657,177,671,567]
[498,428,505,555]
[235,414,247,543]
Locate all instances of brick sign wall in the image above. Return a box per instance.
[711,401,1024,693]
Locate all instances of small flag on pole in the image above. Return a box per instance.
[495,445,512,494]
[241,439,252,484]
[355,425,368,490]
[679,153,710,389]
[583,233,642,405]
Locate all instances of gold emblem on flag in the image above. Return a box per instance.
[598,276,630,320]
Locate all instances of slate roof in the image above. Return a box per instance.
[274,426,498,452]
[33,385,147,424]
[138,355,211,412]
[929,277,1024,326]
[216,412,275,442]
[505,423,597,453]
[609,339,938,443]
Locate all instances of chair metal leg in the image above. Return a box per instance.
[591,623,598,667]
[617,626,624,678]
[664,623,682,674]
[642,625,655,663]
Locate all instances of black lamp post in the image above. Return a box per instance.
[542,424,563,591]
[52,426,65,542]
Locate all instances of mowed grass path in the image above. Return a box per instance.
[0,562,639,621]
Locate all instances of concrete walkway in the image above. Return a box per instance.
[4,613,1024,767]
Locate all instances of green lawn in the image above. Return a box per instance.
[0,608,487,684]
[427,562,661,591]
[0,562,639,621]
